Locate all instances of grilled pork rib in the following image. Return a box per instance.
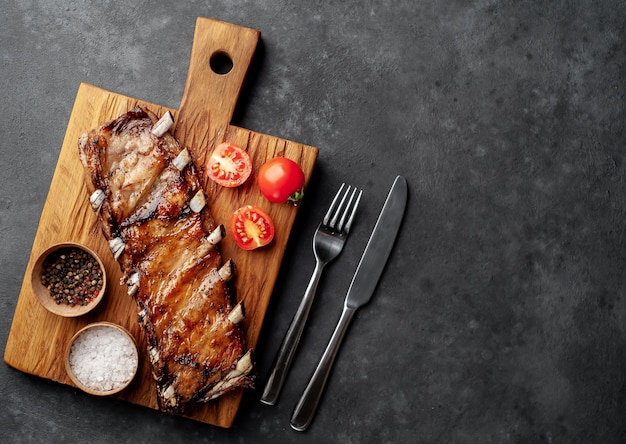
[78,106,253,413]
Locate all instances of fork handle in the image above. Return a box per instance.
[290,304,357,431]
[260,260,326,405]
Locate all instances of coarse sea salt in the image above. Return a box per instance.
[68,325,138,393]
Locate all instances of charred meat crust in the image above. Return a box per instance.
[78,106,254,414]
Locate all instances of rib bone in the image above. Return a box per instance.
[219,259,234,282]
[126,271,140,297]
[203,350,254,400]
[172,148,192,171]
[108,237,125,260]
[228,301,245,324]
[189,190,206,213]
[151,111,174,137]
[206,224,225,246]
[89,189,105,211]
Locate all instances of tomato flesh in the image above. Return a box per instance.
[230,205,275,250]
[258,157,305,205]
[207,142,252,187]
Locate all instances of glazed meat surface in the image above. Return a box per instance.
[78,106,253,413]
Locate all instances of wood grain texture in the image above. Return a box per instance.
[4,17,318,428]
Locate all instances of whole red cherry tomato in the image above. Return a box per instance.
[207,142,252,187]
[229,205,275,250]
[257,157,305,205]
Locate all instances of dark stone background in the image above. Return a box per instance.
[1,1,625,442]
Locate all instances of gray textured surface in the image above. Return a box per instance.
[2,1,626,442]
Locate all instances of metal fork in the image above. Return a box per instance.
[260,183,362,405]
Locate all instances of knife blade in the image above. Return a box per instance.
[344,174,407,308]
[290,175,407,431]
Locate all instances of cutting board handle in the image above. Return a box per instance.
[175,17,260,144]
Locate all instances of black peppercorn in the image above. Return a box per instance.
[41,247,103,307]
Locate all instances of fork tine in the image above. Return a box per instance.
[323,183,345,226]
[329,185,351,228]
[336,187,357,232]
[340,189,362,234]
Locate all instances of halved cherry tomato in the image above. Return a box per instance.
[257,157,305,205]
[229,205,275,250]
[207,142,252,187]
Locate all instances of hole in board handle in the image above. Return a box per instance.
[210,51,233,75]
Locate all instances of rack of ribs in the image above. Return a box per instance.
[78,106,253,413]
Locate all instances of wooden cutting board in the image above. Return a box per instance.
[4,17,318,428]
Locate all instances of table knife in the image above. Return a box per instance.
[290,175,408,431]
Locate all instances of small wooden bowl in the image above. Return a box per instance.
[65,322,139,396]
[31,242,107,317]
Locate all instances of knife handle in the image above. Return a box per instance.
[260,260,326,405]
[290,305,357,431]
